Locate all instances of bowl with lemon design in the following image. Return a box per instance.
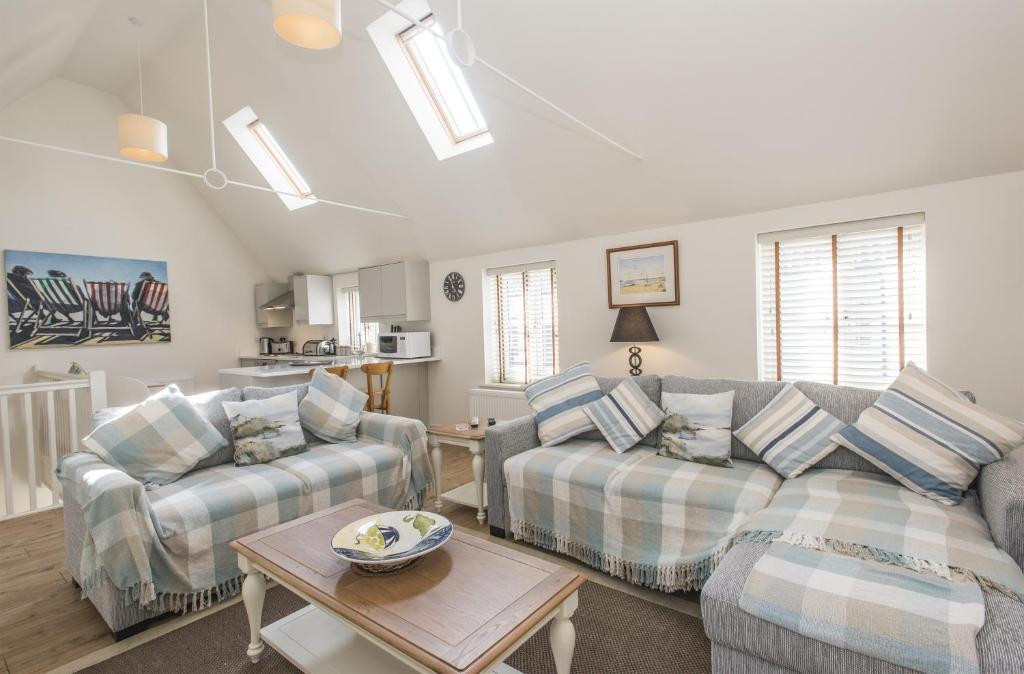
[331,511,453,572]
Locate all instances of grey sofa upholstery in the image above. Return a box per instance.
[485,374,1024,672]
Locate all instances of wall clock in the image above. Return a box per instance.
[443,271,465,302]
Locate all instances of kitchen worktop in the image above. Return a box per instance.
[219,356,440,379]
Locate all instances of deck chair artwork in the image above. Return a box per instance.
[84,280,135,341]
[5,251,171,349]
[31,276,90,340]
[132,278,171,341]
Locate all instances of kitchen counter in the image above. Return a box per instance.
[218,356,439,421]
[220,356,439,379]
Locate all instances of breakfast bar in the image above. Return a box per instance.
[218,356,439,422]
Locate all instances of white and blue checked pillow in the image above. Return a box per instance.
[82,384,227,487]
[733,383,845,478]
[524,362,604,447]
[833,363,1024,505]
[582,378,666,453]
[299,368,368,443]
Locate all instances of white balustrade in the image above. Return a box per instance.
[0,371,106,520]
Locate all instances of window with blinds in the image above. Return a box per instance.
[757,214,926,389]
[337,287,380,354]
[485,262,559,385]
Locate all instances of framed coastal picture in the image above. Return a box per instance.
[606,240,679,308]
[5,250,171,350]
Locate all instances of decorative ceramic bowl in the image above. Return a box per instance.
[331,511,453,573]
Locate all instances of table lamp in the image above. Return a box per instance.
[610,306,660,376]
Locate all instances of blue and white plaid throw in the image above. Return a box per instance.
[57,412,433,610]
[740,543,985,674]
[505,440,782,591]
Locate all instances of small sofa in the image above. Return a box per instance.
[60,382,432,638]
[485,374,1024,672]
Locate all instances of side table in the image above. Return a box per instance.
[428,423,487,524]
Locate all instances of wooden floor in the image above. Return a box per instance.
[1,443,700,673]
[0,444,486,674]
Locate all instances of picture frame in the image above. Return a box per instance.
[606,240,679,308]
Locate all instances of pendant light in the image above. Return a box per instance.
[272,0,342,50]
[117,18,167,162]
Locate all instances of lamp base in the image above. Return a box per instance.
[627,345,642,376]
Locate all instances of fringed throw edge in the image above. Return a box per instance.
[510,518,728,592]
[79,572,246,613]
[736,530,1024,602]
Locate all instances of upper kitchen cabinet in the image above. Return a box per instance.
[255,282,292,328]
[293,274,334,325]
[358,261,430,321]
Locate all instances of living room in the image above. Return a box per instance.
[1,1,1023,673]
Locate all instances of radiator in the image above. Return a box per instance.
[468,388,531,422]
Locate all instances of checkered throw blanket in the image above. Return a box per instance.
[504,440,782,591]
[740,543,985,674]
[736,469,1024,601]
[57,413,434,610]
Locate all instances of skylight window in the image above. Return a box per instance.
[368,0,493,161]
[223,106,316,211]
[398,16,488,144]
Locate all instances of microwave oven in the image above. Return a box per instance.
[378,332,431,359]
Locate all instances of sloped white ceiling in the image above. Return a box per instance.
[3,0,1024,280]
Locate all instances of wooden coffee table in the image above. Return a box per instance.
[231,499,584,674]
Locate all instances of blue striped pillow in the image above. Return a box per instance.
[833,363,1024,505]
[524,362,604,447]
[734,383,845,478]
[582,378,666,453]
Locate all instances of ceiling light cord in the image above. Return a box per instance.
[136,38,144,115]
[203,0,217,170]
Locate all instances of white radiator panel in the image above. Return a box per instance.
[468,388,531,422]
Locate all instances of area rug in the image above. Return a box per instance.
[81,581,711,673]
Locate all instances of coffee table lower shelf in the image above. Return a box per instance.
[262,604,521,674]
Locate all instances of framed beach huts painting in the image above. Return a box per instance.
[5,250,171,349]
[606,240,679,308]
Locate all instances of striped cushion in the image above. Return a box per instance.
[82,384,227,487]
[524,362,604,447]
[299,368,368,443]
[734,383,845,478]
[833,363,1024,505]
[582,378,667,453]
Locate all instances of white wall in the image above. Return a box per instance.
[0,79,270,391]
[428,171,1024,424]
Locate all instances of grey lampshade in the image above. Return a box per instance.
[610,306,660,343]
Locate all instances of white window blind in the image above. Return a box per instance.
[337,287,379,354]
[485,262,559,385]
[757,214,926,389]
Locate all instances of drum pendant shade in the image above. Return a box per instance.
[272,0,342,49]
[117,113,168,163]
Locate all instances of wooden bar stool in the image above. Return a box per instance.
[308,365,349,379]
[360,361,393,414]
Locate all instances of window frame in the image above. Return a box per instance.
[367,0,493,161]
[222,105,316,211]
[756,213,926,389]
[397,15,489,146]
[336,285,380,355]
[485,261,559,386]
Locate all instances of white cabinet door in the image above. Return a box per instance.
[293,275,334,325]
[358,266,383,319]
[380,262,407,317]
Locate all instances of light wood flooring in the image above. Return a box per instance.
[0,443,700,673]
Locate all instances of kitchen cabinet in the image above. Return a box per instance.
[293,274,334,325]
[255,282,291,328]
[357,261,429,321]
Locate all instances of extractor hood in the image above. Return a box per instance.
[259,290,294,310]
